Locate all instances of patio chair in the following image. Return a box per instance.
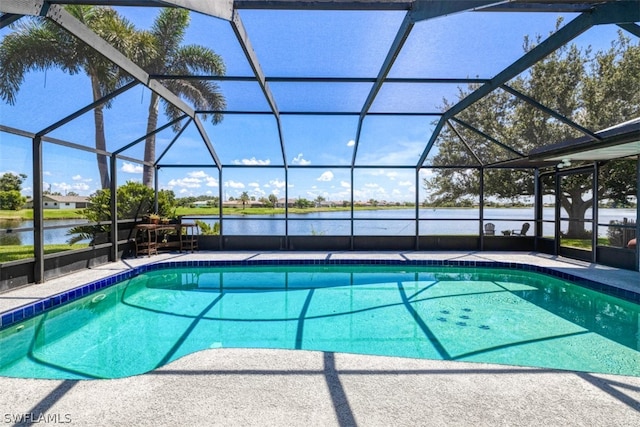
[511,222,530,236]
[484,223,495,236]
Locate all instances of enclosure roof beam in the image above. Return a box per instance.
[113,114,187,156]
[409,1,509,21]
[44,0,235,20]
[353,13,414,167]
[0,125,36,139]
[417,116,446,167]
[194,116,222,171]
[150,75,491,84]
[6,3,198,119]
[0,13,22,29]
[618,22,640,38]
[442,11,595,121]
[36,80,139,137]
[500,84,603,142]
[446,120,484,166]
[230,10,287,167]
[450,117,525,157]
[38,4,225,168]
[441,1,640,121]
[38,0,622,14]
[156,118,193,165]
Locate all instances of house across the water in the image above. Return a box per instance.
[24,195,91,210]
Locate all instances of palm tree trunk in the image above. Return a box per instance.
[143,93,160,188]
[91,75,110,189]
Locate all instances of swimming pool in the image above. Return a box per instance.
[1,262,639,379]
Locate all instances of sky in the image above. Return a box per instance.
[0,6,634,203]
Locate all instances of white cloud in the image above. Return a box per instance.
[224,180,245,189]
[269,179,286,189]
[43,171,52,176]
[233,157,271,165]
[347,139,356,147]
[122,162,143,174]
[205,177,218,187]
[365,183,380,188]
[292,153,311,165]
[317,171,334,182]
[249,182,260,188]
[386,172,398,180]
[71,174,92,183]
[168,177,202,188]
[399,180,412,187]
[188,170,209,178]
[52,181,91,193]
[340,181,350,188]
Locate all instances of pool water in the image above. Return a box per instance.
[1,265,639,379]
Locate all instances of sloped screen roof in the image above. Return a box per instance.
[1,0,639,200]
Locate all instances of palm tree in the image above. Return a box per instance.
[239,191,250,210]
[0,6,149,189]
[141,9,226,187]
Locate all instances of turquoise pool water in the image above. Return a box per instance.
[1,265,639,379]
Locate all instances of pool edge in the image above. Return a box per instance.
[1,258,639,330]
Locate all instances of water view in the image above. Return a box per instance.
[2,208,635,246]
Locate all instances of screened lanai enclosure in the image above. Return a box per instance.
[1,0,639,288]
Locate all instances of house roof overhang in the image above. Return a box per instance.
[529,118,640,164]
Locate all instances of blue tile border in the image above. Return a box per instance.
[1,258,638,330]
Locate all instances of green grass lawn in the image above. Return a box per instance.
[561,237,609,249]
[0,244,89,263]
[0,209,87,220]
[2,205,411,220]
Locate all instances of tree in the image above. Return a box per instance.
[206,197,220,208]
[0,173,26,192]
[268,194,278,208]
[0,173,27,210]
[239,191,250,209]
[67,181,175,244]
[140,9,226,187]
[294,197,312,209]
[425,29,640,237]
[0,6,150,189]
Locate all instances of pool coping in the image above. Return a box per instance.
[1,254,639,331]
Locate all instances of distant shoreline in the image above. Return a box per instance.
[2,204,633,221]
[0,205,523,221]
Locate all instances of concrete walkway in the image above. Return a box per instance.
[1,252,639,426]
[1,349,639,426]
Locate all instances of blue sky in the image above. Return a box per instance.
[0,7,632,202]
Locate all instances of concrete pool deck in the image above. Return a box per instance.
[1,251,639,425]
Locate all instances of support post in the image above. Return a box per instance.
[479,167,485,251]
[110,154,118,262]
[636,156,640,271]
[32,136,44,283]
[154,167,159,214]
[534,168,541,252]
[555,169,561,256]
[219,167,224,250]
[415,167,420,250]
[284,167,289,250]
[350,167,354,251]
[592,163,599,264]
